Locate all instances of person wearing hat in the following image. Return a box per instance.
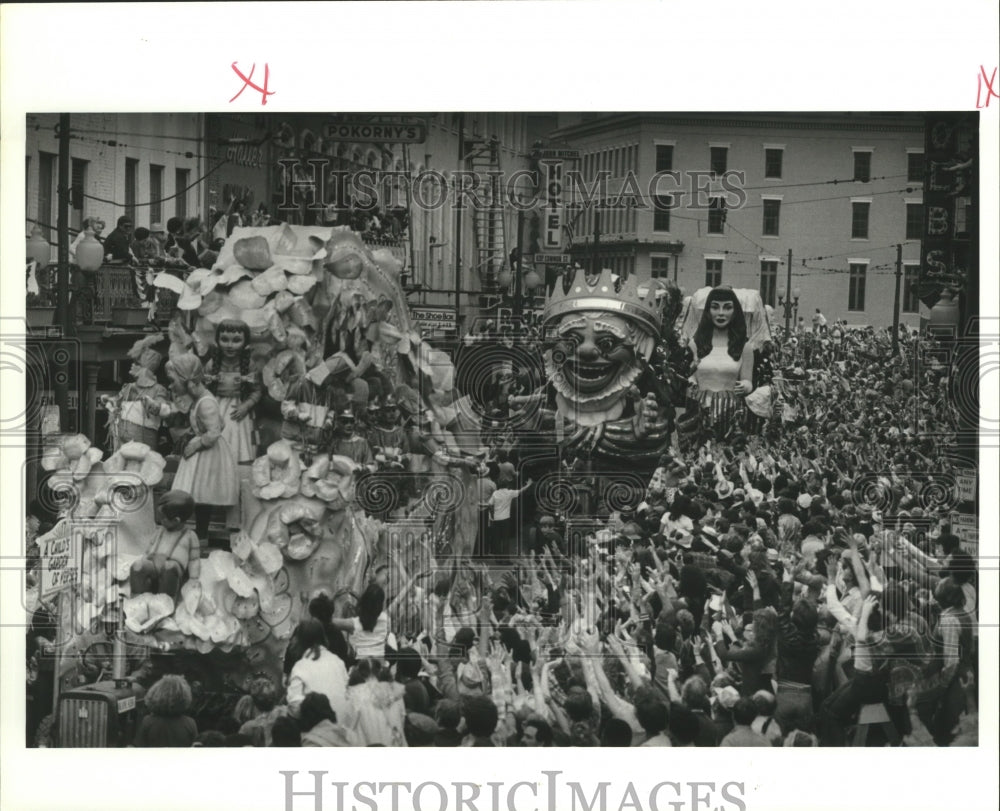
[368,394,407,455]
[148,221,168,256]
[331,406,373,465]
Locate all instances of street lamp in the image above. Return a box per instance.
[26,225,52,266]
[76,225,105,272]
[777,286,800,334]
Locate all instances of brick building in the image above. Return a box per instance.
[26,113,205,239]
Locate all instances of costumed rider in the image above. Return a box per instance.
[327,406,374,466]
[367,394,408,471]
[509,268,672,472]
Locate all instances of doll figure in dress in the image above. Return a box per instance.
[686,286,755,441]
[129,490,200,602]
[152,353,238,543]
[203,319,261,464]
[113,334,169,450]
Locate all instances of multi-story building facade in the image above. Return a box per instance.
[26,113,205,239]
[238,112,538,334]
[548,113,926,328]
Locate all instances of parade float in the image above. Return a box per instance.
[35,224,486,705]
[34,229,704,723]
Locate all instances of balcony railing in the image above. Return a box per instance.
[34,240,408,329]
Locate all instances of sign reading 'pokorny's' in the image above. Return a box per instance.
[324,120,427,143]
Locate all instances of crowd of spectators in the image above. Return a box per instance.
[89,321,977,748]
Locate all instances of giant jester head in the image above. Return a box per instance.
[542,269,663,422]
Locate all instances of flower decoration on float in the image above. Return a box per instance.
[102,441,167,487]
[41,434,104,489]
[251,440,303,500]
[300,454,360,509]
[266,501,325,562]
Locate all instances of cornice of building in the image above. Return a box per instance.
[550,113,925,140]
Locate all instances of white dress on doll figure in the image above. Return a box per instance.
[205,320,261,464]
[165,354,239,508]
[678,287,770,439]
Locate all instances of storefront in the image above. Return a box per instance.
[203,114,273,228]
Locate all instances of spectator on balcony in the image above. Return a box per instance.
[148,223,169,259]
[165,216,200,267]
[104,216,137,264]
[131,228,159,262]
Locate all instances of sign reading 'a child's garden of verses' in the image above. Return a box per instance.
[39,523,82,599]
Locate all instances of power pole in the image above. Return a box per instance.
[514,208,525,318]
[56,113,72,431]
[402,143,416,288]
[454,114,464,335]
[784,248,793,334]
[892,243,903,356]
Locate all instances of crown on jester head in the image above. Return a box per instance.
[542,268,663,336]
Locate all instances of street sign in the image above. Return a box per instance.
[324,120,426,143]
[949,512,977,554]
[537,149,580,160]
[535,253,571,264]
[411,306,457,331]
[955,470,976,502]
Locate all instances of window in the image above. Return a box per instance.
[759,260,778,307]
[175,169,189,219]
[762,198,781,236]
[905,202,923,240]
[705,258,723,287]
[38,152,56,239]
[851,201,870,239]
[907,152,925,183]
[853,150,872,182]
[710,146,728,176]
[70,158,87,233]
[651,255,672,280]
[848,263,867,311]
[653,195,672,231]
[655,144,673,172]
[125,158,139,225]
[149,164,164,226]
[707,197,726,234]
[764,148,783,179]
[903,264,920,313]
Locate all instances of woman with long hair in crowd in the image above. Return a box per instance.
[134,674,198,747]
[286,618,350,725]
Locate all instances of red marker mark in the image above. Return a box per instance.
[976,65,998,109]
[230,62,275,106]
